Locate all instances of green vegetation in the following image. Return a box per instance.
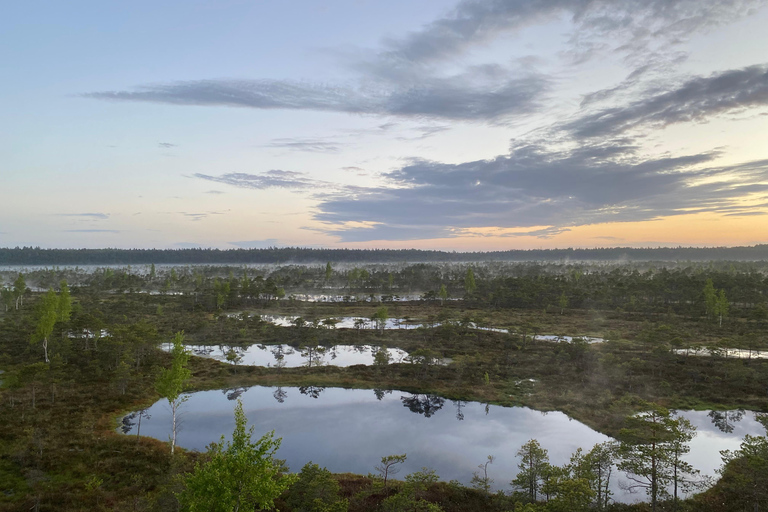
[178,399,296,511]
[154,332,190,455]
[1,260,767,510]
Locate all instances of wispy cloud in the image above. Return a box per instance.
[178,210,227,221]
[376,0,764,66]
[158,142,177,148]
[194,170,330,191]
[265,138,343,153]
[84,71,548,123]
[396,124,451,141]
[566,64,768,138]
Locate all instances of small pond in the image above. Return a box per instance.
[244,314,605,342]
[121,387,762,502]
[673,348,768,359]
[183,344,409,367]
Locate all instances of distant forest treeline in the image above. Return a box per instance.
[1,244,768,265]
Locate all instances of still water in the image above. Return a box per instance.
[183,344,409,367]
[121,387,762,502]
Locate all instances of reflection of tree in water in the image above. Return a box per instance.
[273,386,287,404]
[120,408,151,437]
[374,389,392,401]
[120,412,136,434]
[270,345,287,372]
[223,386,250,401]
[400,394,445,418]
[708,410,745,433]
[452,400,466,421]
[300,344,326,368]
[299,386,325,399]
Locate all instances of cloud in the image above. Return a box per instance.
[371,0,764,69]
[229,239,281,249]
[205,190,225,194]
[265,138,343,153]
[82,0,766,127]
[84,72,548,123]
[177,211,228,221]
[396,124,451,141]
[158,142,177,148]
[56,213,109,220]
[723,210,768,216]
[566,64,768,138]
[499,226,572,239]
[312,142,768,241]
[194,170,323,190]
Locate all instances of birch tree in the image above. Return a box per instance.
[155,332,190,455]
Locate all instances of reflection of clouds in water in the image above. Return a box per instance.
[183,343,408,367]
[123,388,765,502]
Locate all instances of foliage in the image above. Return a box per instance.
[470,455,494,495]
[512,439,550,502]
[286,462,348,512]
[375,454,407,491]
[30,289,59,363]
[155,331,191,454]
[617,405,698,512]
[178,399,296,511]
[709,414,768,511]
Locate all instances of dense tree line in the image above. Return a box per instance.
[5,261,768,323]
[2,244,768,265]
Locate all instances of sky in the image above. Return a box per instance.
[2,0,768,251]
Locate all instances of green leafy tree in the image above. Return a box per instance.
[714,289,729,327]
[381,467,442,512]
[546,478,594,512]
[287,462,348,512]
[325,262,333,281]
[375,454,407,492]
[373,345,391,368]
[226,348,244,373]
[178,399,296,511]
[617,405,696,512]
[470,455,494,496]
[716,414,768,511]
[438,284,448,304]
[372,306,389,332]
[13,273,26,309]
[667,417,698,510]
[558,291,568,315]
[569,442,615,509]
[1,286,13,312]
[31,289,59,363]
[155,332,191,455]
[464,267,476,296]
[512,439,550,502]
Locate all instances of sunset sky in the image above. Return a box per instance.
[2,0,768,250]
